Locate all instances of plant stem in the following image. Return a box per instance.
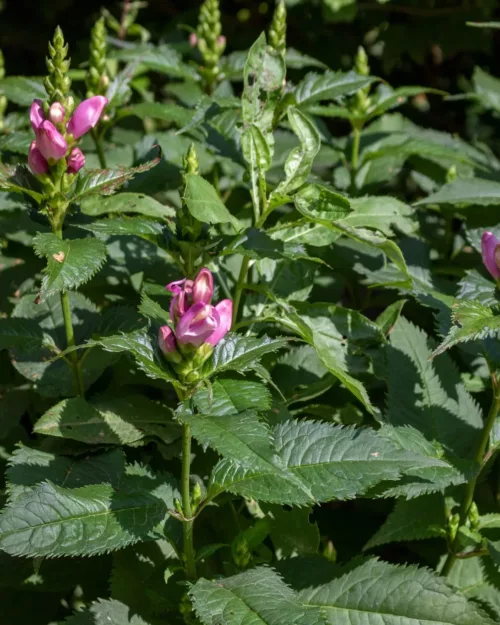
[232,255,250,326]
[181,422,197,579]
[92,129,107,169]
[351,124,361,172]
[441,373,500,577]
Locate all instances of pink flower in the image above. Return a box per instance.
[30,99,45,131]
[206,299,232,346]
[35,120,68,161]
[28,141,48,175]
[49,102,65,125]
[158,325,183,364]
[189,33,198,47]
[192,268,213,305]
[167,278,193,323]
[481,232,500,280]
[67,95,108,139]
[66,147,85,174]
[176,302,220,347]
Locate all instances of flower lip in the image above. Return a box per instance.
[67,95,108,139]
[67,147,85,174]
[192,268,214,305]
[28,141,48,176]
[176,302,220,347]
[206,299,232,346]
[481,231,500,280]
[30,99,45,131]
[35,120,68,161]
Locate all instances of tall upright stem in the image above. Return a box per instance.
[92,129,107,169]
[53,225,85,397]
[351,125,361,173]
[232,256,250,326]
[181,422,197,579]
[441,372,500,577]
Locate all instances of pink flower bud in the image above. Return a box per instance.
[30,99,45,131]
[158,326,183,364]
[481,232,500,280]
[66,147,85,174]
[189,33,198,47]
[176,302,220,347]
[167,278,193,323]
[206,299,232,346]
[28,141,48,176]
[49,102,65,124]
[67,95,108,139]
[35,120,68,161]
[218,35,226,47]
[192,268,213,305]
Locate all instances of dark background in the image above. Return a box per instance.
[1,0,500,140]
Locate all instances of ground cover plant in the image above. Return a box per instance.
[2,1,500,623]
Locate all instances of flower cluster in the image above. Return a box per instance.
[28,95,108,176]
[158,268,232,369]
[482,232,500,281]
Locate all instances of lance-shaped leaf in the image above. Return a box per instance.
[296,558,495,625]
[80,192,175,219]
[269,107,321,208]
[33,233,107,296]
[183,173,239,228]
[343,196,416,236]
[295,70,375,106]
[64,599,152,625]
[0,163,43,202]
[0,76,46,105]
[193,379,272,416]
[190,566,324,625]
[76,216,164,239]
[72,153,161,201]
[111,43,198,79]
[0,467,179,557]
[207,419,458,505]
[34,395,179,445]
[0,318,55,352]
[416,178,500,208]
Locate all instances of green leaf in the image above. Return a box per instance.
[285,48,327,70]
[270,107,321,205]
[0,163,43,202]
[0,76,46,106]
[184,173,239,228]
[190,566,324,625]
[343,196,416,236]
[433,301,500,357]
[6,446,125,502]
[194,379,272,416]
[297,558,495,625]
[33,234,107,296]
[0,467,178,557]
[80,192,175,219]
[111,43,198,79]
[34,395,179,445]
[267,506,320,557]
[294,183,351,222]
[364,494,446,550]
[295,70,375,106]
[367,86,445,119]
[209,419,455,505]
[201,334,288,379]
[75,216,164,238]
[0,318,55,352]
[387,317,483,459]
[417,179,500,208]
[0,130,32,155]
[125,101,194,127]
[72,155,161,201]
[473,66,500,113]
[64,598,152,624]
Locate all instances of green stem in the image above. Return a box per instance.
[92,129,107,169]
[181,423,197,579]
[351,124,361,172]
[232,255,250,326]
[441,373,500,577]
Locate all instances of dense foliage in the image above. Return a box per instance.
[2,1,500,623]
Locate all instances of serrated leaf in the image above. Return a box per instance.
[267,505,320,558]
[294,183,351,222]
[34,395,179,445]
[33,233,107,296]
[367,85,445,119]
[111,43,197,79]
[80,191,175,219]
[364,494,446,550]
[209,419,455,505]
[64,598,152,624]
[72,155,161,201]
[343,196,416,236]
[76,216,164,238]
[0,76,46,105]
[295,70,375,106]
[126,101,194,127]
[190,566,324,625]
[183,173,239,227]
[473,66,500,113]
[201,334,287,379]
[0,317,55,351]
[6,446,125,502]
[387,318,483,458]
[417,179,500,207]
[297,558,495,625]
[0,163,44,202]
[194,379,272,415]
[433,300,500,356]
[0,468,178,557]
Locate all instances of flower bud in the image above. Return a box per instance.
[67,95,108,139]
[176,302,220,347]
[481,232,500,280]
[192,268,213,305]
[167,278,193,323]
[49,102,65,124]
[35,120,68,161]
[66,147,85,174]
[158,326,183,364]
[189,32,198,47]
[206,299,232,346]
[28,141,49,175]
[30,99,45,131]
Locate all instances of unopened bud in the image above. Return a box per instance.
[49,101,65,124]
[189,32,198,47]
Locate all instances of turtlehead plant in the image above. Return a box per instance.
[1,4,500,625]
